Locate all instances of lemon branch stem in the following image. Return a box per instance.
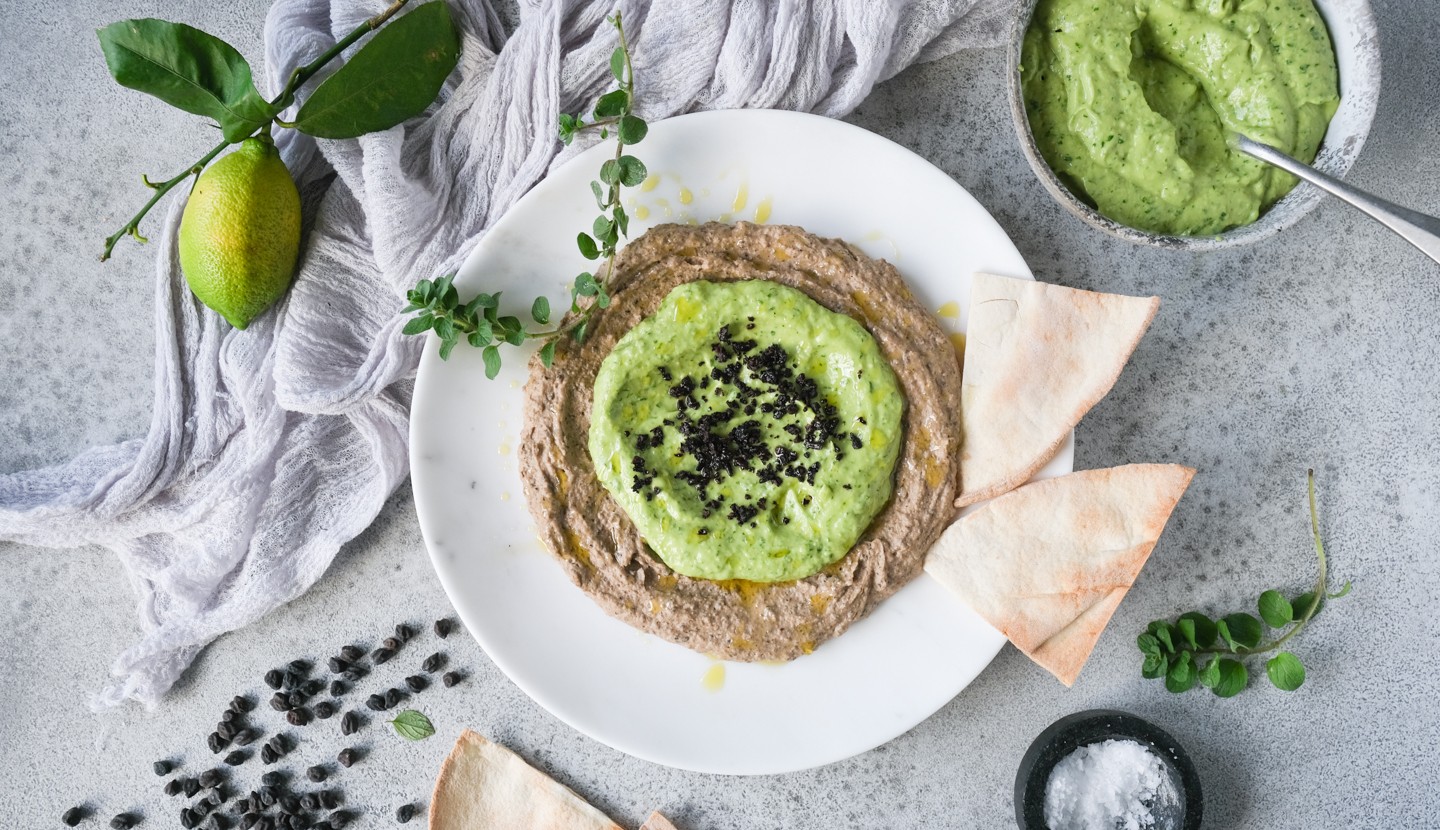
[100,0,413,261]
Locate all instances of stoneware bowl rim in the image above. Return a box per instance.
[1006,0,1382,251]
[1013,708,1204,830]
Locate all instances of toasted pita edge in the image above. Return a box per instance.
[928,464,1195,685]
[956,274,1160,508]
[640,812,681,830]
[429,729,622,830]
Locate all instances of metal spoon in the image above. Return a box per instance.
[1233,133,1440,265]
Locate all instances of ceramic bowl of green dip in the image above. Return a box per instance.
[1007,0,1381,250]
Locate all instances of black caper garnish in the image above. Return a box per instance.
[421,652,446,673]
[434,618,454,639]
[314,701,336,719]
[329,680,346,697]
[264,669,284,690]
[404,674,428,693]
[337,747,359,768]
[396,803,416,823]
[395,623,415,642]
[62,806,86,826]
[340,711,360,735]
[441,671,462,688]
[370,647,393,665]
[339,645,365,662]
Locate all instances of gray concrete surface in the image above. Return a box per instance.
[2,1,1438,828]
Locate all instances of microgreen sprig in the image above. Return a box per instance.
[403,12,646,377]
[1138,470,1351,697]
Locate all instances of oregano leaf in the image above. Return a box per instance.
[539,339,557,368]
[617,114,647,145]
[609,47,626,81]
[1220,613,1262,649]
[1197,656,1221,689]
[481,346,501,379]
[402,315,433,336]
[1212,658,1248,697]
[1165,650,1197,693]
[389,709,435,741]
[1177,611,1217,649]
[531,296,550,325]
[1258,590,1294,628]
[1267,652,1306,691]
[594,88,628,118]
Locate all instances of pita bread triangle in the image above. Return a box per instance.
[640,813,681,830]
[430,729,623,830]
[925,464,1195,686]
[957,273,1159,507]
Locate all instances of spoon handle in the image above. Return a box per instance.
[1235,134,1440,266]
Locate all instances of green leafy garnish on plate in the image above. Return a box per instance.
[403,12,646,374]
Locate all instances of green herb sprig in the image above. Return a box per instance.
[403,12,646,376]
[1138,470,1351,697]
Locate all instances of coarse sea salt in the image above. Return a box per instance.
[1043,738,1181,830]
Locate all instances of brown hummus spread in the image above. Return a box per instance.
[518,222,962,661]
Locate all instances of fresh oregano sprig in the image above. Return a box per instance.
[1138,470,1351,697]
[403,12,646,377]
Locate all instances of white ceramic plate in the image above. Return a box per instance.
[411,110,1073,775]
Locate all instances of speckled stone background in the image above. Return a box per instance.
[2,2,1437,828]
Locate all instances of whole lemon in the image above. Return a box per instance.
[179,136,301,330]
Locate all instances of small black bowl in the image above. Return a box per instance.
[1015,709,1202,830]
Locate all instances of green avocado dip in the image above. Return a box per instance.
[588,279,904,583]
[1021,0,1340,236]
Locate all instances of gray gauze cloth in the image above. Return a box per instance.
[0,0,1012,708]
